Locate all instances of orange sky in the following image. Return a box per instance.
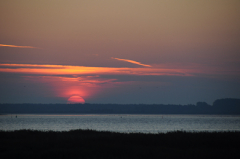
[0,0,240,104]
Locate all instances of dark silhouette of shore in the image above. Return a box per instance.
[0,129,240,159]
[1,98,240,115]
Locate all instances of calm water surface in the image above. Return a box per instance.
[0,114,240,133]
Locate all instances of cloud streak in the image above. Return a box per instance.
[112,57,152,67]
[1,63,233,77]
[0,63,192,76]
[0,44,39,49]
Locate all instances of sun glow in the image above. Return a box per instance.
[23,75,116,104]
[0,63,215,103]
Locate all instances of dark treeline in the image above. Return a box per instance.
[1,129,240,159]
[0,98,240,115]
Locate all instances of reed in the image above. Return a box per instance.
[1,129,240,159]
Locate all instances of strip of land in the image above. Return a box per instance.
[1,98,240,115]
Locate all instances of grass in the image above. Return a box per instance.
[1,129,240,159]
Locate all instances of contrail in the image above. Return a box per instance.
[112,57,152,67]
[0,44,39,49]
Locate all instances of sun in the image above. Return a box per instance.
[67,95,85,104]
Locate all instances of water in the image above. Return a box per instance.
[0,114,240,133]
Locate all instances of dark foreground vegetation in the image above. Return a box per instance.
[1,129,240,159]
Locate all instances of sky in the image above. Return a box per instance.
[0,0,240,105]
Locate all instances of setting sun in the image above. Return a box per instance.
[67,95,85,104]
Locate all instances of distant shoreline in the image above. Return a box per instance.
[1,98,240,115]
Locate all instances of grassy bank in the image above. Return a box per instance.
[1,129,240,159]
